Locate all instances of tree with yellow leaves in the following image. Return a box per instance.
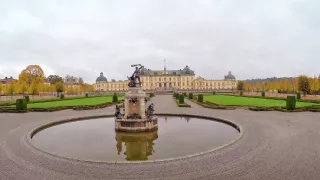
[0,81,2,94]
[5,80,15,98]
[311,76,319,95]
[18,65,45,85]
[16,82,28,95]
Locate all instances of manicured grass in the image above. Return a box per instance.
[204,95,314,107]
[26,96,123,109]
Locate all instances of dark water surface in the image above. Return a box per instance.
[32,116,239,161]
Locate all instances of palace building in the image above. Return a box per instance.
[93,65,237,91]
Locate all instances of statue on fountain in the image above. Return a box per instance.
[114,64,158,132]
[115,105,122,119]
[146,103,155,119]
[128,64,144,87]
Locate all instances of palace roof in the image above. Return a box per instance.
[141,65,195,76]
[96,72,108,82]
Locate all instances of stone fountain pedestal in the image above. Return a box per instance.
[115,87,158,132]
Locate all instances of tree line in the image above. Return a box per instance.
[237,75,320,96]
[0,65,94,96]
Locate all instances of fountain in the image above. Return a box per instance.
[114,64,158,132]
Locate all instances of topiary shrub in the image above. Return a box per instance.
[60,94,65,99]
[16,99,27,112]
[297,92,301,100]
[213,91,216,95]
[175,93,179,99]
[85,93,89,98]
[261,91,265,97]
[286,96,296,110]
[112,93,118,103]
[24,95,30,103]
[183,93,187,97]
[188,93,193,99]
[179,94,184,103]
[198,94,204,103]
[240,91,243,96]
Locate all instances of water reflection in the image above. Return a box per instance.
[115,131,158,161]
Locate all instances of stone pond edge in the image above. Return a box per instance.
[24,113,244,164]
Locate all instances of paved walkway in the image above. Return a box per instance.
[1,95,320,180]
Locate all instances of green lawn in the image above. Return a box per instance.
[26,96,122,108]
[204,95,314,107]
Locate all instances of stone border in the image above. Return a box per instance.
[25,113,243,164]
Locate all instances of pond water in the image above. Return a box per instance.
[31,116,239,161]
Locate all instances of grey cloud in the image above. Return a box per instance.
[0,0,320,83]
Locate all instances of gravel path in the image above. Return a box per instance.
[1,95,320,180]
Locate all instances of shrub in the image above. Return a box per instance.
[213,91,216,95]
[149,93,155,97]
[240,91,243,96]
[297,92,301,100]
[112,93,118,103]
[188,93,193,99]
[198,94,204,102]
[183,93,187,97]
[261,91,265,97]
[24,95,30,103]
[85,93,89,98]
[175,93,179,99]
[16,99,27,112]
[179,94,184,103]
[286,96,296,110]
[60,94,65,99]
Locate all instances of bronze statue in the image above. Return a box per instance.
[128,64,144,87]
[146,103,155,119]
[115,105,122,119]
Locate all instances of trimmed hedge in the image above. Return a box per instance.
[188,98,235,110]
[297,92,301,100]
[112,93,118,103]
[16,99,27,112]
[85,93,89,98]
[60,94,65,99]
[198,94,204,103]
[173,96,191,107]
[261,91,265,97]
[213,91,216,95]
[188,93,194,99]
[218,93,320,104]
[240,91,243,96]
[183,93,187,97]
[179,95,184,103]
[24,95,30,103]
[286,96,296,110]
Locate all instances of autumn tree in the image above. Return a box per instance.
[19,65,45,85]
[28,81,39,95]
[237,81,244,91]
[47,75,63,84]
[55,82,65,94]
[0,81,2,94]
[5,80,15,98]
[297,75,311,96]
[311,76,320,95]
[17,82,28,95]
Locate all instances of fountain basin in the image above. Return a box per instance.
[29,114,242,163]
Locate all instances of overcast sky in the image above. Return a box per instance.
[0,0,320,83]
